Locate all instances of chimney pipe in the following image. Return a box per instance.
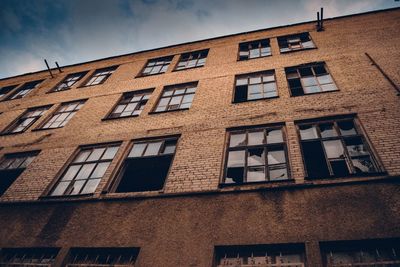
[44,59,53,78]
[55,61,63,73]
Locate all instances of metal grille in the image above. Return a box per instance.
[66,248,137,267]
[0,248,58,267]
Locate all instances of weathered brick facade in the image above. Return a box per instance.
[0,8,399,267]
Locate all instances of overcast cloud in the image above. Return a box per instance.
[0,0,398,79]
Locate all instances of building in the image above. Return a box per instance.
[0,7,399,267]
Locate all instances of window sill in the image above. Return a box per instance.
[148,108,189,115]
[172,65,205,72]
[219,179,296,189]
[237,54,272,61]
[31,127,61,132]
[0,131,25,136]
[279,47,317,54]
[101,114,140,121]
[232,95,279,104]
[45,88,72,94]
[305,172,387,181]
[291,89,339,97]
[135,72,167,78]
[39,193,95,201]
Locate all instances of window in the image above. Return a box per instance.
[2,106,50,134]
[51,71,88,92]
[321,239,400,267]
[0,151,38,196]
[0,84,18,100]
[49,144,120,196]
[297,117,381,179]
[107,90,152,119]
[40,100,85,129]
[238,39,271,60]
[234,71,277,103]
[6,79,44,100]
[278,32,316,53]
[141,56,173,76]
[153,82,197,112]
[175,49,208,70]
[285,63,337,96]
[83,66,118,86]
[66,248,138,267]
[215,244,306,267]
[224,125,289,185]
[113,137,178,193]
[0,248,59,266]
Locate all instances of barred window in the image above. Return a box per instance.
[6,80,44,100]
[141,56,173,76]
[297,117,381,179]
[0,248,59,267]
[50,143,120,196]
[238,39,271,60]
[0,84,18,100]
[215,244,306,267]
[66,248,138,267]
[113,137,178,193]
[51,71,88,92]
[321,239,400,267]
[41,100,85,129]
[154,83,197,112]
[2,106,50,134]
[224,125,289,185]
[175,49,208,70]
[278,32,316,53]
[108,90,152,119]
[286,63,337,96]
[234,71,277,103]
[0,151,38,196]
[83,66,118,86]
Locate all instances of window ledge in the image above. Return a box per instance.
[237,54,272,62]
[31,127,60,132]
[101,114,139,121]
[135,72,166,78]
[232,95,279,104]
[219,179,296,189]
[39,193,95,201]
[291,89,339,97]
[172,65,205,72]
[148,108,189,115]
[0,131,25,136]
[280,47,317,55]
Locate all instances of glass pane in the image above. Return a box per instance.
[227,150,245,167]
[247,166,265,182]
[313,65,327,75]
[9,157,25,169]
[249,49,260,58]
[248,84,262,95]
[230,133,246,147]
[87,148,106,161]
[0,159,13,170]
[158,97,170,107]
[345,137,369,157]
[249,76,262,84]
[70,180,86,195]
[61,165,81,181]
[144,142,162,156]
[102,146,119,160]
[91,162,110,178]
[319,123,337,138]
[263,82,276,94]
[248,93,262,100]
[301,77,318,86]
[248,131,264,145]
[269,167,288,180]
[266,129,283,144]
[182,94,194,104]
[129,143,147,157]
[74,151,91,163]
[321,83,337,92]
[248,148,265,166]
[338,120,357,136]
[186,87,197,93]
[75,163,96,180]
[299,125,318,140]
[263,74,275,82]
[163,90,173,96]
[51,181,70,196]
[299,67,313,76]
[323,140,345,159]
[303,85,321,94]
[80,179,101,194]
[114,105,125,114]
[236,78,248,86]
[352,157,376,173]
[174,89,185,95]
[169,96,183,106]
[124,102,138,112]
[268,149,286,164]
[19,156,35,168]
[317,74,333,84]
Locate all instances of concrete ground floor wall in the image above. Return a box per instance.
[0,178,399,267]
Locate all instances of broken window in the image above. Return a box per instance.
[0,84,18,100]
[154,82,197,112]
[298,117,380,179]
[215,244,306,267]
[238,39,271,60]
[83,66,118,86]
[285,62,337,96]
[234,71,277,103]
[40,100,85,129]
[141,56,173,76]
[224,126,289,185]
[176,49,208,70]
[321,239,400,267]
[51,71,88,92]
[114,137,177,193]
[107,89,153,119]
[2,106,50,134]
[50,143,120,196]
[278,32,316,53]
[6,79,44,100]
[0,248,59,266]
[0,151,38,196]
[66,248,138,267]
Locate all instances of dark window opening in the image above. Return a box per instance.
[41,100,85,129]
[5,80,44,100]
[215,243,306,267]
[66,247,138,267]
[238,39,271,60]
[0,84,18,100]
[114,138,177,193]
[2,106,50,134]
[154,83,197,112]
[108,90,153,119]
[298,117,381,179]
[83,66,118,87]
[0,248,59,266]
[51,71,88,92]
[234,71,277,103]
[278,32,315,53]
[176,49,208,70]
[141,56,173,76]
[0,152,38,196]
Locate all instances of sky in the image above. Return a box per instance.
[0,0,399,79]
